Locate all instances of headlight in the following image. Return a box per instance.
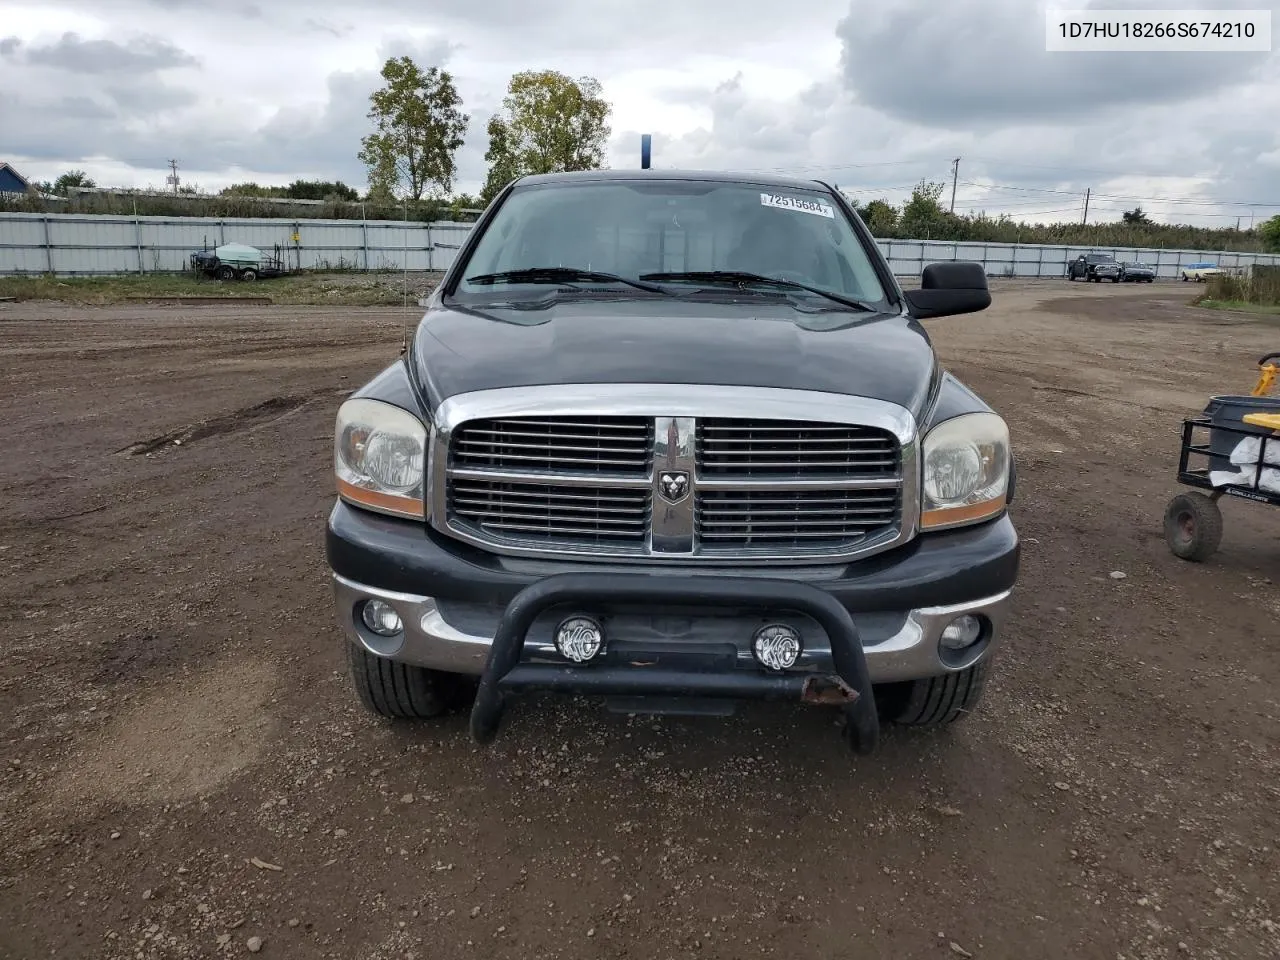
[334,398,428,520]
[920,412,1010,530]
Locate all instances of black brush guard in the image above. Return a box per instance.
[468,573,880,754]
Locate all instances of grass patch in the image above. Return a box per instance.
[0,271,442,307]
[1195,298,1280,317]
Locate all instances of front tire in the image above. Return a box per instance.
[346,643,466,719]
[1164,492,1223,562]
[877,659,990,728]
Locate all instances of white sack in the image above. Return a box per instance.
[1227,435,1280,467]
[1209,466,1280,494]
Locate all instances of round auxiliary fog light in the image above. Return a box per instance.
[361,598,403,637]
[940,614,983,652]
[555,616,605,663]
[752,623,803,671]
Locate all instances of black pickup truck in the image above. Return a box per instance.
[1068,253,1122,282]
[326,169,1020,754]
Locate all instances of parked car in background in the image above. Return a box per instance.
[1119,260,1156,283]
[1180,262,1222,282]
[1068,253,1122,282]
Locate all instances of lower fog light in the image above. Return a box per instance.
[555,616,604,663]
[940,614,982,652]
[752,623,802,671]
[361,598,403,637]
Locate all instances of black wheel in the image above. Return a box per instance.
[217,264,235,281]
[240,268,258,282]
[876,659,991,728]
[1111,276,1120,283]
[346,642,469,719]
[1164,492,1223,562]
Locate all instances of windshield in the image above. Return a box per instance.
[454,179,888,306]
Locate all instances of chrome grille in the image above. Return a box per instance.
[451,416,653,476]
[450,478,649,544]
[697,418,899,477]
[435,390,913,563]
[697,489,900,551]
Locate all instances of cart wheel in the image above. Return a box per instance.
[1164,492,1223,562]
[217,265,235,281]
[240,268,258,282]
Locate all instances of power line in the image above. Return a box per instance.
[726,155,1280,209]
[968,206,1084,218]
[962,154,1227,182]
[734,159,933,175]
[958,178,1280,208]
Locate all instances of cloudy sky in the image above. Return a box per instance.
[2,0,1278,226]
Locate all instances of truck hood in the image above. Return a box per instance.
[412,296,938,417]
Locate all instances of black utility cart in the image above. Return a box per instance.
[1164,353,1280,561]
[189,242,289,282]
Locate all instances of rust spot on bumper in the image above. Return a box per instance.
[800,674,859,705]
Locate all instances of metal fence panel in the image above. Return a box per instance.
[4,211,1280,278]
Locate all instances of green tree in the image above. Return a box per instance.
[860,198,899,234]
[220,182,281,198]
[52,169,96,196]
[285,179,359,202]
[899,180,956,239]
[1122,206,1152,225]
[1259,215,1280,253]
[358,57,469,201]
[480,115,522,204]
[481,70,611,202]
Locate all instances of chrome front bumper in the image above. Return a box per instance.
[332,573,1013,684]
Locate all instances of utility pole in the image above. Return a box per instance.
[1081,187,1090,225]
[166,159,180,194]
[1237,216,1242,231]
[949,158,960,213]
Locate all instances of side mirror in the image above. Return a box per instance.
[902,261,991,320]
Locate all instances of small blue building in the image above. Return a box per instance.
[0,162,33,194]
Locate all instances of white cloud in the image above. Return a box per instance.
[0,0,1277,226]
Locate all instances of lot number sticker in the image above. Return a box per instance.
[761,193,835,218]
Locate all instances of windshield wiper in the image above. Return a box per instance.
[464,267,670,296]
[639,271,877,312]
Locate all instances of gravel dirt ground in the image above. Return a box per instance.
[2,279,1280,960]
